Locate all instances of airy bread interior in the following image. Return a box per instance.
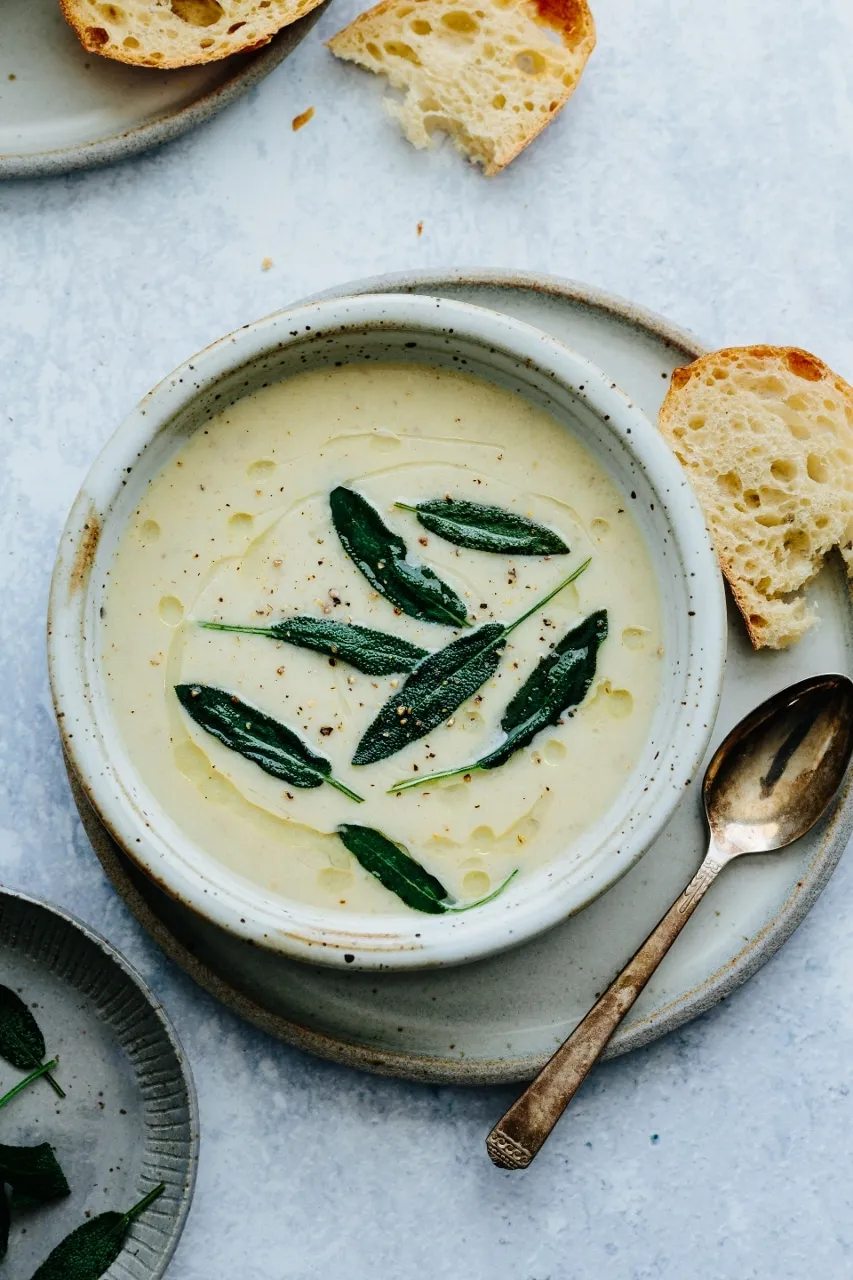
[59,0,324,67]
[328,0,596,175]
[659,346,853,649]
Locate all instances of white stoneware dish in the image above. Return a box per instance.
[58,272,853,1084]
[0,0,326,179]
[48,291,726,971]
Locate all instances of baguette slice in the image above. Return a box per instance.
[659,346,853,649]
[59,0,325,68]
[327,0,596,175]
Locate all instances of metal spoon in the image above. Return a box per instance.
[487,673,853,1170]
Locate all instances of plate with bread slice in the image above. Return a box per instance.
[2,0,600,180]
[60,270,853,1084]
[0,0,328,178]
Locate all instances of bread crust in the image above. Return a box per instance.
[491,0,595,173]
[660,345,853,649]
[667,345,849,398]
[59,0,325,68]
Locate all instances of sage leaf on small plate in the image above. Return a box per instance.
[197,616,428,676]
[175,685,364,803]
[0,1143,70,1210]
[0,1060,59,1112]
[390,609,608,792]
[0,986,64,1099]
[30,1183,166,1280]
[330,486,469,627]
[396,497,569,555]
[338,824,516,914]
[352,560,590,766]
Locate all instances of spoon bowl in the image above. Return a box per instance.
[704,674,853,857]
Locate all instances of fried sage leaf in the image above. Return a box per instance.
[198,617,428,676]
[396,497,569,556]
[0,1060,59,1112]
[330,486,468,627]
[175,685,363,803]
[390,609,608,792]
[352,561,590,766]
[0,1143,70,1210]
[0,986,64,1099]
[337,823,447,913]
[338,825,516,914]
[352,624,503,767]
[30,1183,165,1280]
[482,610,608,767]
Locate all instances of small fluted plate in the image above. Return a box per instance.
[0,888,197,1279]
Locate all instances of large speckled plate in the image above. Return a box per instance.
[65,271,853,1085]
[0,0,326,179]
[0,888,197,1278]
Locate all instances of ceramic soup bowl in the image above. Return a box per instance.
[48,293,726,970]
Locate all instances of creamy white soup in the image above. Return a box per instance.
[101,363,662,915]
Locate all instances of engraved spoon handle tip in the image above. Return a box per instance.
[486,847,726,1170]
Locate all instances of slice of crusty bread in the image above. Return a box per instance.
[59,0,325,68]
[327,0,596,175]
[659,346,853,650]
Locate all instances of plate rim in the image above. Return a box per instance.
[67,268,853,1084]
[0,883,199,1274]
[0,6,326,181]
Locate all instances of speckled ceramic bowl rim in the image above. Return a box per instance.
[0,7,326,181]
[0,884,198,1271]
[48,291,726,971]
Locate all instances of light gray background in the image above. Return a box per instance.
[3,1,853,1277]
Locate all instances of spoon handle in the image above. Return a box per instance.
[486,846,727,1170]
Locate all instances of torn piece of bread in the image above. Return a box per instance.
[59,0,325,68]
[659,346,853,650]
[327,0,596,175]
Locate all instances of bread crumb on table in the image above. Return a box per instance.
[261,257,274,272]
[416,221,424,236]
[292,106,315,132]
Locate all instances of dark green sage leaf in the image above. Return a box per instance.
[330,487,469,627]
[337,823,448,913]
[0,987,64,1099]
[352,624,504,766]
[481,609,608,768]
[0,1143,70,1210]
[337,825,517,914]
[175,685,364,803]
[0,1060,59,1112]
[197,617,428,676]
[30,1183,165,1280]
[0,986,44,1071]
[0,1185,9,1262]
[389,609,607,792]
[396,497,569,555]
[353,561,590,766]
